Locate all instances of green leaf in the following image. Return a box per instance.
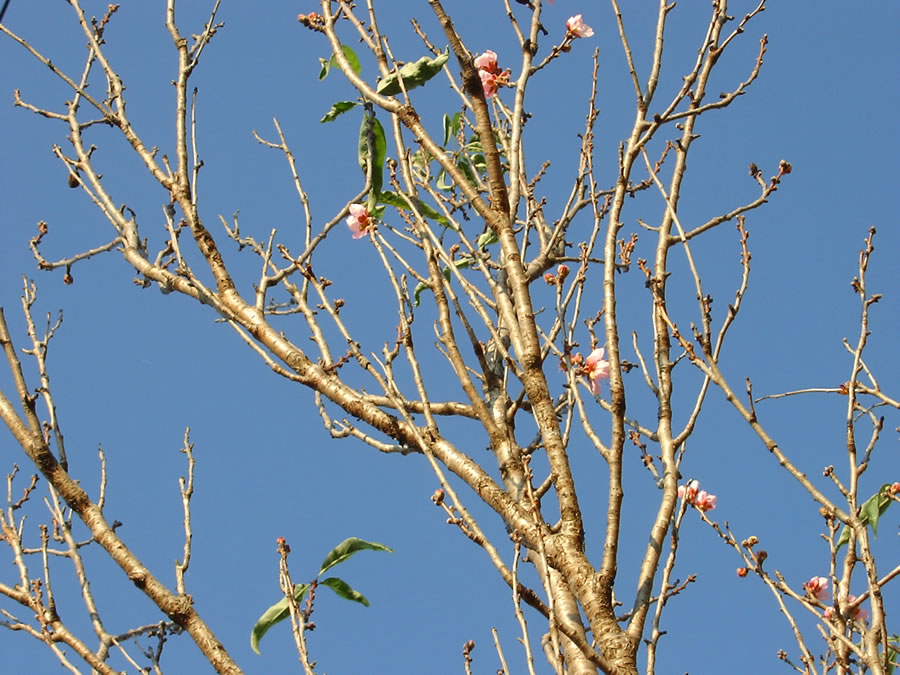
[436,168,452,191]
[319,45,361,80]
[470,152,488,173]
[887,635,899,675]
[442,112,462,147]
[464,137,483,154]
[358,113,386,200]
[835,483,894,550]
[413,280,430,307]
[457,155,479,188]
[863,483,893,536]
[411,149,432,177]
[318,537,393,577]
[320,100,359,123]
[476,228,499,248]
[453,256,474,270]
[250,583,309,655]
[320,576,371,606]
[836,525,850,551]
[376,48,450,96]
[377,191,448,224]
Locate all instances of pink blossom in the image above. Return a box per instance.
[346,203,373,238]
[566,15,594,39]
[845,595,869,622]
[694,490,717,511]
[585,347,610,395]
[474,50,498,73]
[679,480,716,510]
[478,69,500,98]
[474,50,508,98]
[891,482,900,494]
[824,595,869,622]
[806,576,829,602]
[678,479,700,503]
[805,576,829,602]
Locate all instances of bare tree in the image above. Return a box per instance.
[0,1,896,673]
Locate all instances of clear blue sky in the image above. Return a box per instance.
[1,2,898,673]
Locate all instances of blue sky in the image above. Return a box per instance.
[1,2,898,673]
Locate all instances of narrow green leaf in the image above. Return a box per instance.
[376,48,450,96]
[377,191,448,224]
[836,483,894,550]
[413,280,429,307]
[457,156,479,188]
[320,576,371,606]
[411,149,432,179]
[450,112,462,141]
[320,45,361,80]
[250,583,309,655]
[320,100,359,123]
[442,113,453,148]
[887,635,899,675]
[464,137,483,154]
[835,525,851,551]
[340,45,362,76]
[358,113,386,200]
[318,57,331,81]
[863,483,893,536]
[441,112,462,148]
[318,537,393,577]
[415,201,448,224]
[436,168,452,191]
[376,190,405,209]
[476,229,499,248]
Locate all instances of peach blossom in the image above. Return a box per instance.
[805,576,828,602]
[566,15,594,39]
[346,203,372,239]
[585,347,610,395]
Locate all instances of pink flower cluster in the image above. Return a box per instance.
[346,203,373,239]
[678,479,717,511]
[566,15,594,39]
[805,576,828,602]
[474,50,509,98]
[807,577,869,622]
[585,347,610,396]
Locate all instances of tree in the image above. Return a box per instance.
[0,1,897,673]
